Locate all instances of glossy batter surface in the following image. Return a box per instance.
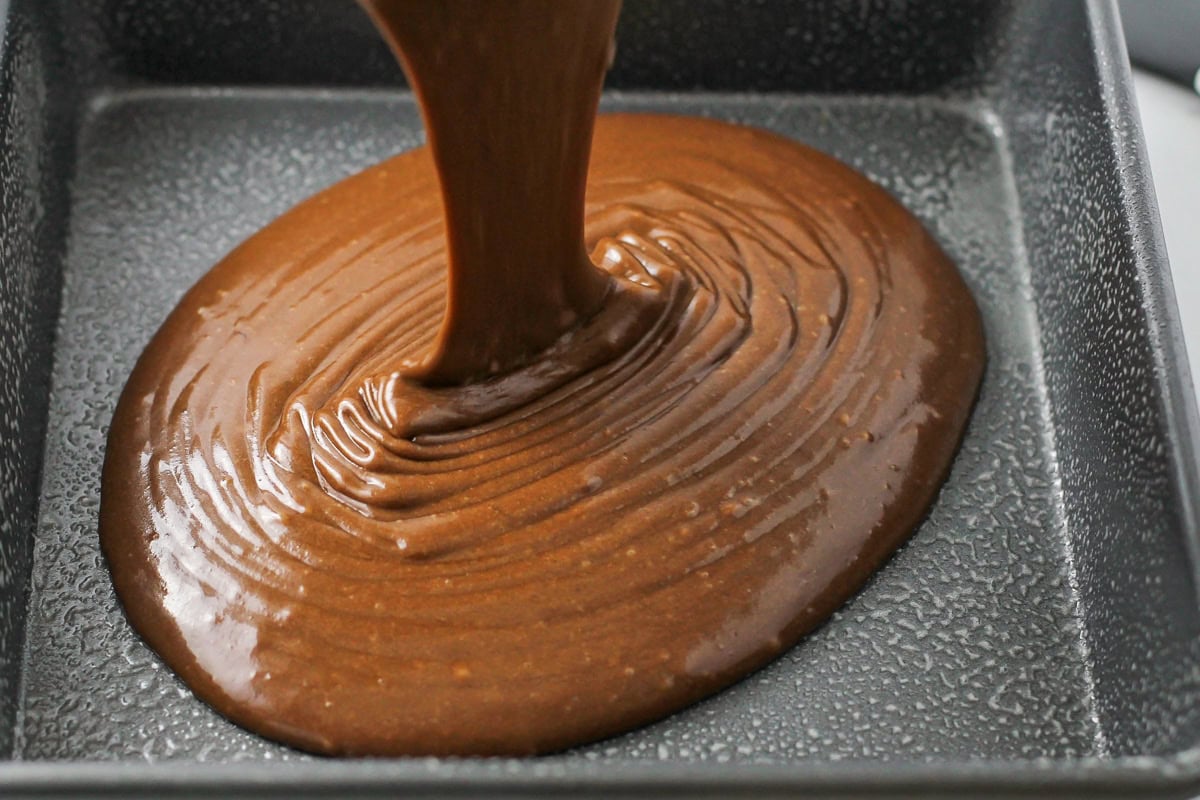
[100,0,984,758]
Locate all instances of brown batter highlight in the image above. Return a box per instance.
[100,0,985,756]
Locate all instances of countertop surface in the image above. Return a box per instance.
[1132,69,1200,400]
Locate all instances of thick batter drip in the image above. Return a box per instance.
[100,0,984,756]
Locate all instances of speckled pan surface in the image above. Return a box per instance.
[2,0,1200,797]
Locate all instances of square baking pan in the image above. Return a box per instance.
[3,0,1200,796]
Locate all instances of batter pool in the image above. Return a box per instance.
[100,0,985,756]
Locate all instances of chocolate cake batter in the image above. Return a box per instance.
[100,0,985,756]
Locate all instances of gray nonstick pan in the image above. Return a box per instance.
[2,1,1199,797]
